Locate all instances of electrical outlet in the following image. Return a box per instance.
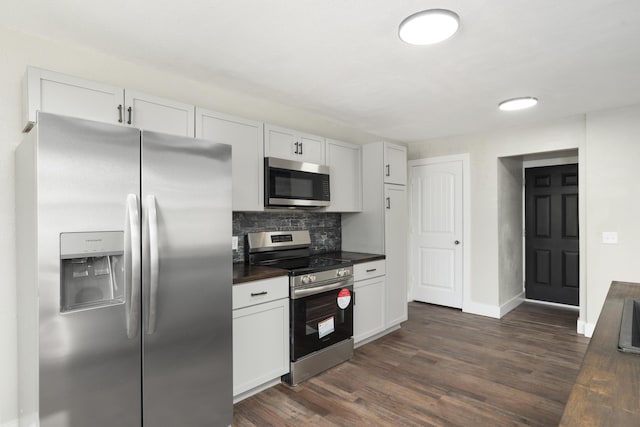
[232,236,239,251]
[602,231,618,244]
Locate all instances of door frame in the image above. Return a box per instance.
[408,153,471,309]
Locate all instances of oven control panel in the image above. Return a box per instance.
[292,266,353,288]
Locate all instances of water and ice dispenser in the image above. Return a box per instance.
[60,231,125,313]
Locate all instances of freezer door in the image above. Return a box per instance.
[35,113,142,426]
[141,131,232,426]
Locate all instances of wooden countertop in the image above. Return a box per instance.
[560,281,640,426]
[232,251,385,284]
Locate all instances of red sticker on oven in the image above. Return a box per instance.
[337,288,351,309]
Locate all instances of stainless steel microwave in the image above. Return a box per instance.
[264,157,330,208]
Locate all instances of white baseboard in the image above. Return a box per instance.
[500,292,524,317]
[233,378,282,404]
[462,300,501,319]
[577,319,585,335]
[584,322,596,338]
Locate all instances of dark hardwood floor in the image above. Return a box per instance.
[233,302,590,426]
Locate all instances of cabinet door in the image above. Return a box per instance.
[298,132,325,164]
[383,143,407,185]
[196,108,264,211]
[354,276,386,344]
[232,298,289,397]
[384,184,408,327]
[264,124,298,160]
[125,90,195,137]
[265,124,325,164]
[325,139,362,212]
[23,66,124,130]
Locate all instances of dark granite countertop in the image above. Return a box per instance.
[560,281,640,426]
[321,251,386,264]
[232,251,385,284]
[232,264,288,285]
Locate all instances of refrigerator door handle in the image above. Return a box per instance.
[146,195,160,334]
[125,194,141,339]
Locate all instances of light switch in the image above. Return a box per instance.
[232,236,239,251]
[602,231,618,244]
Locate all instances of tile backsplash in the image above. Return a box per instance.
[233,211,341,263]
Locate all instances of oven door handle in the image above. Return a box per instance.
[291,278,354,299]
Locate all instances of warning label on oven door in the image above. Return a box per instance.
[337,288,351,309]
[318,316,335,339]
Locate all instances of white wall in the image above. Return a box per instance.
[584,105,640,328]
[408,116,586,316]
[497,157,524,306]
[0,27,383,425]
[409,108,640,334]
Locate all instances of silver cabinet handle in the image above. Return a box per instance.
[251,291,268,297]
[385,164,390,176]
[146,195,160,335]
[125,194,141,339]
[366,268,377,272]
[386,197,391,209]
[117,105,123,123]
[127,106,132,125]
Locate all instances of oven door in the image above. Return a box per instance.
[290,281,354,361]
[265,157,330,207]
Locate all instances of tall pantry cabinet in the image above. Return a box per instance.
[342,142,408,330]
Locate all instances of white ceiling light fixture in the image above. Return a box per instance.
[498,97,539,111]
[398,9,460,45]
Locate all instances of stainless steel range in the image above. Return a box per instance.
[247,230,354,386]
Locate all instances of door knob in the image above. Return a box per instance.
[454,240,460,245]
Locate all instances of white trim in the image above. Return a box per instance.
[408,153,470,312]
[584,323,596,338]
[462,301,501,319]
[233,378,281,404]
[577,319,586,335]
[524,298,580,311]
[500,292,525,317]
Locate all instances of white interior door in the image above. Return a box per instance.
[410,159,463,308]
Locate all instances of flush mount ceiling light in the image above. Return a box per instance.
[398,9,460,45]
[498,97,539,111]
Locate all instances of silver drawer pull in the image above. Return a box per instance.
[366,268,377,272]
[251,291,268,297]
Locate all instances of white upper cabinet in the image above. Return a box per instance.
[325,138,362,212]
[125,90,194,137]
[383,142,407,185]
[196,108,264,211]
[23,66,123,131]
[264,124,325,164]
[23,66,195,137]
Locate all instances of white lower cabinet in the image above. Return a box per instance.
[353,260,386,346]
[232,277,289,401]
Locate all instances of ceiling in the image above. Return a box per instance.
[4,0,640,142]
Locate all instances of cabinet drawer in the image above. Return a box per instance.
[233,276,289,310]
[354,260,386,281]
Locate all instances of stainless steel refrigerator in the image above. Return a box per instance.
[16,112,233,426]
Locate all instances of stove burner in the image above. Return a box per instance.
[267,256,352,276]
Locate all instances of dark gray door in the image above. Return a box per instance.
[525,164,579,305]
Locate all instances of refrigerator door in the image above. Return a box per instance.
[36,113,142,426]
[141,131,232,426]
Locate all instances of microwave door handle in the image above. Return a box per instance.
[125,194,141,339]
[146,195,160,335]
